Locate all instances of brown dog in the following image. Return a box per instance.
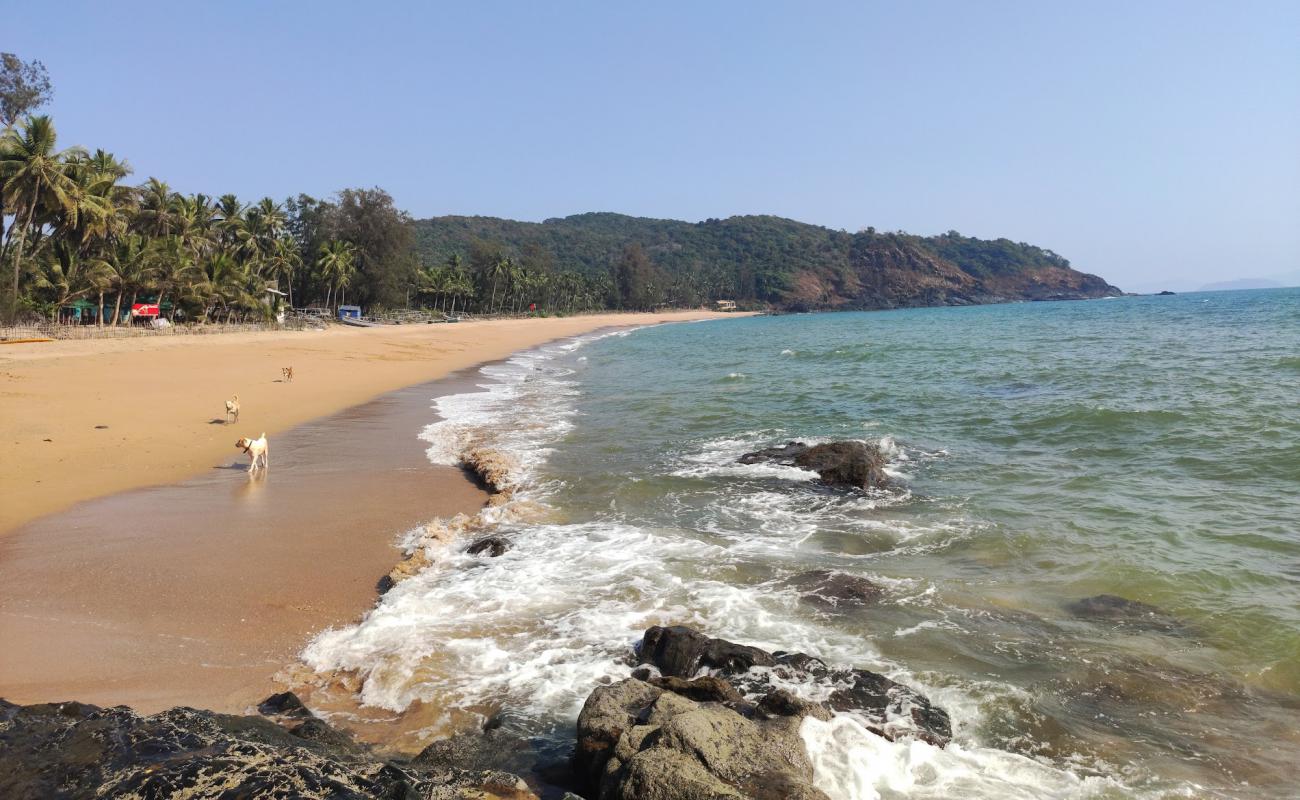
[282,366,294,382]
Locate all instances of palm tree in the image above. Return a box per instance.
[0,116,85,304]
[34,242,114,312]
[264,236,301,308]
[486,257,512,314]
[316,239,355,311]
[145,236,198,319]
[134,178,177,238]
[99,233,147,325]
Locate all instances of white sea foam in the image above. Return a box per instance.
[802,715,1129,800]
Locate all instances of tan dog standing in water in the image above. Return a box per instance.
[235,433,269,473]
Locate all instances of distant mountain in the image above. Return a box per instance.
[1198,277,1293,291]
[411,213,1121,311]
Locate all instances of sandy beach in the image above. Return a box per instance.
[0,311,741,716]
[0,311,735,534]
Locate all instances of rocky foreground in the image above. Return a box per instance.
[0,625,950,800]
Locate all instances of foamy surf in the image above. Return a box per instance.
[801,715,1133,800]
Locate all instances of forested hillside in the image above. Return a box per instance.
[413,213,1120,311]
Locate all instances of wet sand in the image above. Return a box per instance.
[0,374,492,714]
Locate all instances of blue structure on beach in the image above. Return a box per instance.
[337,305,361,321]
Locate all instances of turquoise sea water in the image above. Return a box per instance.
[307,289,1300,799]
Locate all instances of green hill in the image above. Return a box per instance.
[412,212,1120,311]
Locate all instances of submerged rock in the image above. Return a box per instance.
[467,536,512,557]
[633,625,951,747]
[738,440,889,489]
[787,569,885,610]
[1066,594,1187,633]
[0,698,537,800]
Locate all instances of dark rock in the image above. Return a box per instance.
[787,569,885,610]
[647,675,743,704]
[0,699,538,800]
[289,716,358,750]
[575,679,830,800]
[414,729,521,774]
[738,440,889,489]
[1156,290,1176,295]
[1066,594,1186,633]
[467,536,512,557]
[634,626,950,747]
[638,625,776,678]
[757,689,833,722]
[258,690,311,717]
[738,441,810,465]
[376,573,397,594]
[827,669,952,746]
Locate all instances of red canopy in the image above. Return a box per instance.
[131,303,160,317]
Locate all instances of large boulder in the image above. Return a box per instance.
[738,440,889,490]
[635,625,950,747]
[0,698,537,800]
[575,678,830,800]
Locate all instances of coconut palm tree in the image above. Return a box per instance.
[0,115,85,304]
[486,256,512,314]
[264,236,301,308]
[99,233,147,325]
[145,235,198,319]
[34,241,114,313]
[134,178,177,238]
[316,239,356,311]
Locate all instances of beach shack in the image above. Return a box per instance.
[714,299,737,312]
[338,305,362,321]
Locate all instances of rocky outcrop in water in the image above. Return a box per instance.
[574,677,829,800]
[738,441,889,490]
[0,696,537,800]
[634,626,950,746]
[573,626,952,798]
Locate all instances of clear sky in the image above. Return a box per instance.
[13,1,1299,291]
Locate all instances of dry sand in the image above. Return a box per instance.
[0,311,744,715]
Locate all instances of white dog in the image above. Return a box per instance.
[225,395,240,424]
[235,433,269,473]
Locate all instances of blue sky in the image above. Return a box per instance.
[14,1,1299,291]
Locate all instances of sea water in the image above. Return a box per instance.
[304,288,1300,799]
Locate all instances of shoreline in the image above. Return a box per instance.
[0,311,745,716]
[0,311,745,535]
[0,370,489,715]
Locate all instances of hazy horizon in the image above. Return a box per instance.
[19,0,1299,291]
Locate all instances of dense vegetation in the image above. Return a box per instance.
[412,214,1119,311]
[1,53,1117,326]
